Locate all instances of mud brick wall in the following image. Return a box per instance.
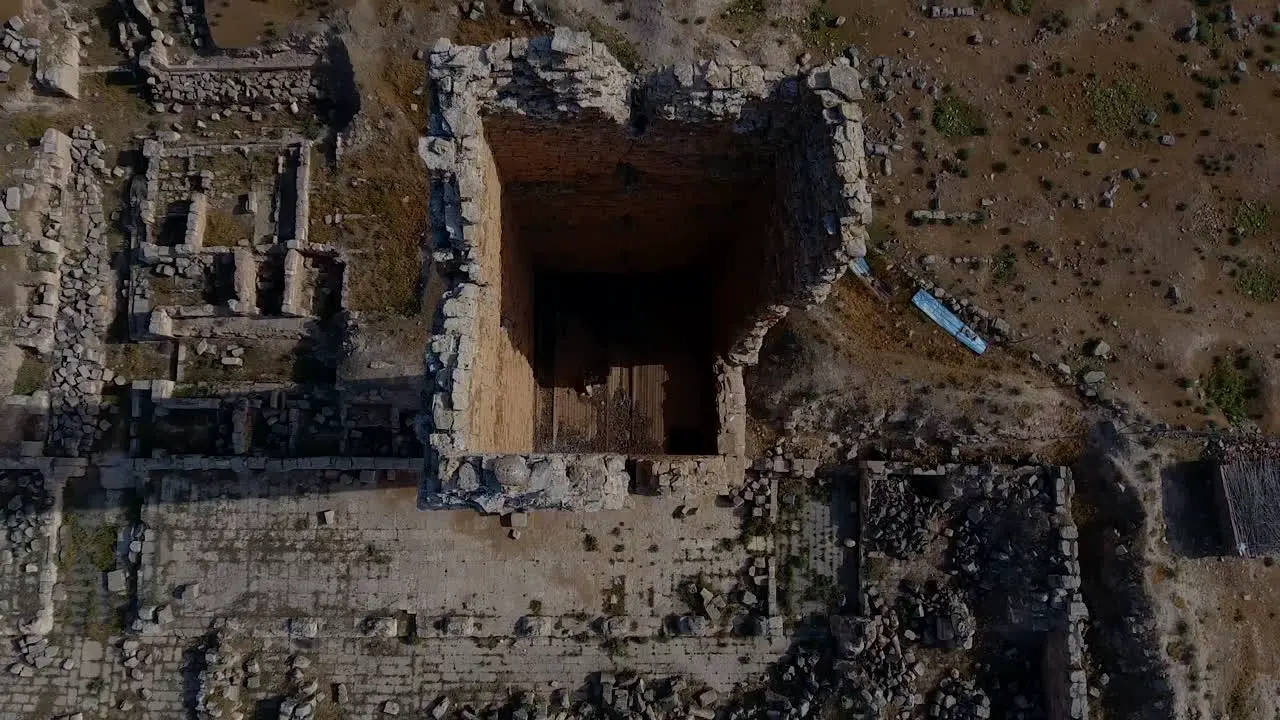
[465,144,537,454]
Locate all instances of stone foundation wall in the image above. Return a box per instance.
[417,29,871,505]
[139,43,326,107]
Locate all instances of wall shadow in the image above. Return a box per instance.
[1160,460,1224,558]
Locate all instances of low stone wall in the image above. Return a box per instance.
[280,248,306,317]
[139,42,326,107]
[1045,467,1092,720]
[8,130,74,356]
[292,141,313,245]
[230,248,257,314]
[147,311,316,340]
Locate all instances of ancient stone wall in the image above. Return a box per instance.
[139,43,325,107]
[418,28,870,510]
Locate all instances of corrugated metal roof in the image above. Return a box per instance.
[1219,459,1280,556]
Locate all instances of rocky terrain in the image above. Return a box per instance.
[0,0,1276,718]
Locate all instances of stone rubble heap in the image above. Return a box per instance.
[9,632,76,677]
[192,629,247,720]
[46,126,112,456]
[9,130,74,357]
[1,15,37,79]
[139,41,328,108]
[0,472,51,567]
[422,453,629,513]
[0,471,55,636]
[928,673,993,720]
[863,466,942,558]
[898,583,975,650]
[119,637,158,687]
[276,654,326,720]
[422,673,726,720]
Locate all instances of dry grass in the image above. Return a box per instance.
[202,151,279,187]
[149,276,180,305]
[454,12,538,47]
[12,353,48,395]
[0,64,32,102]
[311,126,427,315]
[381,54,427,122]
[181,342,307,390]
[106,343,171,381]
[204,209,248,247]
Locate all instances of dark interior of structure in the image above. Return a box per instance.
[532,272,715,454]
[472,115,788,455]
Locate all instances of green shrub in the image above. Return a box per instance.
[1086,79,1148,135]
[1203,355,1257,424]
[1236,264,1279,302]
[933,94,985,138]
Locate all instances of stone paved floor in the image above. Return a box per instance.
[141,470,751,626]
[0,466,788,719]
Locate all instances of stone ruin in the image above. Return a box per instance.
[417,28,871,514]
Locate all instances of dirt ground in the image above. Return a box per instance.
[823,0,1280,433]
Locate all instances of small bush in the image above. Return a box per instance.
[992,245,1017,284]
[1086,79,1149,135]
[798,3,840,55]
[582,533,599,552]
[1236,264,1280,302]
[1203,355,1257,424]
[1235,201,1272,237]
[721,0,767,33]
[578,16,640,72]
[933,94,985,138]
[1006,0,1032,16]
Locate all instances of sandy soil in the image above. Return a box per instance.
[828,0,1280,432]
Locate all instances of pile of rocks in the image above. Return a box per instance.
[898,582,974,650]
[191,630,247,720]
[862,466,942,558]
[1,16,37,80]
[0,471,51,566]
[728,469,773,521]
[639,456,736,497]
[423,454,629,513]
[8,633,74,676]
[928,672,992,720]
[276,654,326,720]
[119,637,158,684]
[46,126,113,456]
[148,252,206,281]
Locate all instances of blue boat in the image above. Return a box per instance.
[912,289,988,355]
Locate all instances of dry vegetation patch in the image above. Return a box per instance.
[204,209,248,247]
[311,128,427,315]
